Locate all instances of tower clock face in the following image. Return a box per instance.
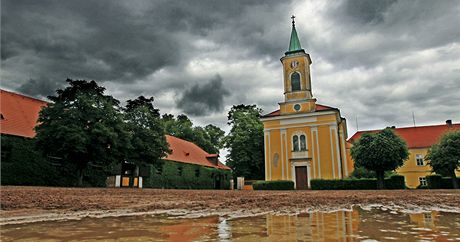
[291,60,299,68]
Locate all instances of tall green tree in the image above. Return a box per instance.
[124,96,170,169]
[162,114,224,154]
[224,104,264,180]
[350,128,409,189]
[425,131,460,189]
[35,79,129,186]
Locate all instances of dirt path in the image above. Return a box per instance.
[1,186,459,224]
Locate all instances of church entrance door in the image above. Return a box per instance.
[295,166,308,189]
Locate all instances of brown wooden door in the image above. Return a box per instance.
[295,166,308,189]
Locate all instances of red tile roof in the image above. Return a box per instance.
[0,89,48,138]
[0,89,230,170]
[262,103,337,118]
[165,135,230,170]
[348,123,460,149]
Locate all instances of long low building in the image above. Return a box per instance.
[0,89,231,189]
[348,122,460,188]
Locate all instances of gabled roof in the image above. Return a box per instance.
[0,89,231,170]
[348,123,460,149]
[261,103,337,118]
[165,135,230,170]
[0,89,48,138]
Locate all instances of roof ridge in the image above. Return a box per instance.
[0,89,49,104]
[166,134,213,155]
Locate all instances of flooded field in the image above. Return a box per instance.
[1,207,459,241]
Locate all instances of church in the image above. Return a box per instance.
[261,17,352,189]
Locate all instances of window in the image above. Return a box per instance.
[291,72,301,91]
[300,135,306,151]
[292,134,307,152]
[178,166,183,176]
[419,177,427,186]
[195,168,200,177]
[293,135,299,151]
[416,154,424,166]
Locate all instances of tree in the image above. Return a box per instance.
[35,79,129,186]
[124,96,170,169]
[162,114,225,154]
[224,104,264,180]
[350,128,409,189]
[425,131,460,189]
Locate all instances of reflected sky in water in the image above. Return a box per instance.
[2,208,460,241]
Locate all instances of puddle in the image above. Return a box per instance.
[1,207,459,241]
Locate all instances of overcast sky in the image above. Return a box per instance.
[2,0,460,138]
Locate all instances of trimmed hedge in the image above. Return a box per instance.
[1,135,60,186]
[427,175,459,189]
[252,180,294,190]
[384,175,405,189]
[311,175,405,190]
[143,160,232,189]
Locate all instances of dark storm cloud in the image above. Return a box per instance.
[311,0,460,70]
[1,0,292,97]
[341,0,397,24]
[2,0,460,139]
[17,78,57,98]
[177,75,230,116]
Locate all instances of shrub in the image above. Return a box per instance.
[252,180,294,190]
[426,175,443,189]
[311,175,405,190]
[426,175,460,189]
[441,177,460,189]
[384,175,405,189]
[143,160,232,189]
[310,179,376,190]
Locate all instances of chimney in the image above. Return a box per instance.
[446,120,452,127]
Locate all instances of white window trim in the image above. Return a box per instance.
[416,154,424,166]
[419,177,427,186]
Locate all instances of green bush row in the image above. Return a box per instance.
[426,175,460,189]
[252,180,294,190]
[310,175,405,190]
[143,160,231,189]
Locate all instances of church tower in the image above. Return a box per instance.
[260,16,352,189]
[279,16,317,115]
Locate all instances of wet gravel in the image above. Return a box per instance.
[1,186,459,219]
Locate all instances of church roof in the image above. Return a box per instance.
[0,89,48,138]
[261,104,337,118]
[348,123,460,149]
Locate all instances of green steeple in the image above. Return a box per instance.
[286,15,304,55]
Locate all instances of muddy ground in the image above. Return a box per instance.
[1,186,459,224]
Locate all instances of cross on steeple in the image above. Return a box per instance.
[291,15,295,26]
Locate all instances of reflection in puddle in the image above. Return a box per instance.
[1,208,459,241]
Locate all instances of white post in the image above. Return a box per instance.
[237,177,245,190]
[115,175,121,187]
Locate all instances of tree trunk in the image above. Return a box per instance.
[376,170,385,190]
[78,168,84,187]
[451,170,458,189]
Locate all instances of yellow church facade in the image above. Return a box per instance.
[261,18,352,189]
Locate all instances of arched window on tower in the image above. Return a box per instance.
[293,135,299,151]
[300,135,306,151]
[291,72,301,91]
